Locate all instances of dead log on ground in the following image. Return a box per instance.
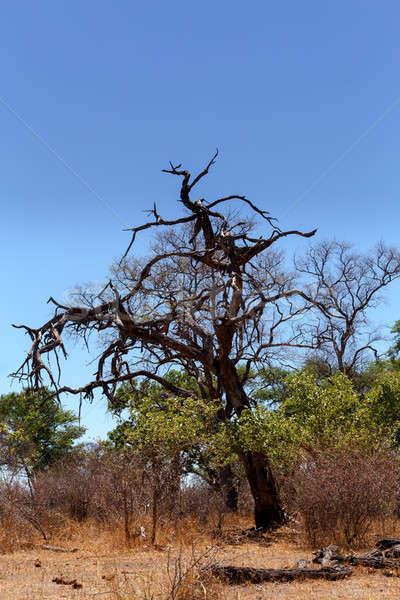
[374,540,400,557]
[313,543,400,569]
[384,545,400,558]
[346,554,394,569]
[210,564,352,584]
[312,544,343,565]
[41,544,78,553]
[376,538,400,550]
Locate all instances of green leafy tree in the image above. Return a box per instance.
[364,365,400,442]
[0,388,85,478]
[110,389,218,458]
[110,371,243,511]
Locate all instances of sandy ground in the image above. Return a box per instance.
[1,537,400,600]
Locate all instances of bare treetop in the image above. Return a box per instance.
[296,240,400,374]
[12,153,317,407]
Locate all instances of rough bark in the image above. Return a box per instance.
[218,360,285,529]
[218,465,238,513]
[240,451,285,530]
[52,577,82,589]
[346,555,392,568]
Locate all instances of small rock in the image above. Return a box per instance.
[296,559,308,569]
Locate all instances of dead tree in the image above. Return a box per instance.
[12,152,317,530]
[296,241,400,376]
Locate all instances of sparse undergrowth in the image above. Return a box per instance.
[4,521,400,600]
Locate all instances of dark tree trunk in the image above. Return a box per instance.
[218,360,286,530]
[218,464,238,512]
[240,450,286,530]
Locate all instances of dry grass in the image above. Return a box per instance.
[2,518,400,599]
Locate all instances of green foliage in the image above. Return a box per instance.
[234,368,400,469]
[109,371,219,465]
[110,370,200,415]
[243,365,289,406]
[388,320,400,366]
[110,393,219,456]
[108,370,242,481]
[109,363,400,477]
[280,372,368,446]
[0,388,85,475]
[365,366,400,442]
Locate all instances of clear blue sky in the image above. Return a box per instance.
[1,1,400,440]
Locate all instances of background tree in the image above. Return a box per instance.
[0,387,85,540]
[296,241,400,376]
[0,387,85,478]
[235,366,400,474]
[12,153,318,530]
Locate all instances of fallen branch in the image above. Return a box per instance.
[41,544,78,553]
[375,539,400,557]
[210,564,352,584]
[346,554,394,569]
[376,538,400,550]
[313,539,400,570]
[312,544,342,565]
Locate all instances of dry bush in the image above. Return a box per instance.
[0,477,51,544]
[165,544,221,600]
[180,480,227,531]
[0,493,32,553]
[282,447,400,548]
[180,476,252,536]
[2,445,192,549]
[0,444,251,554]
[33,446,149,541]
